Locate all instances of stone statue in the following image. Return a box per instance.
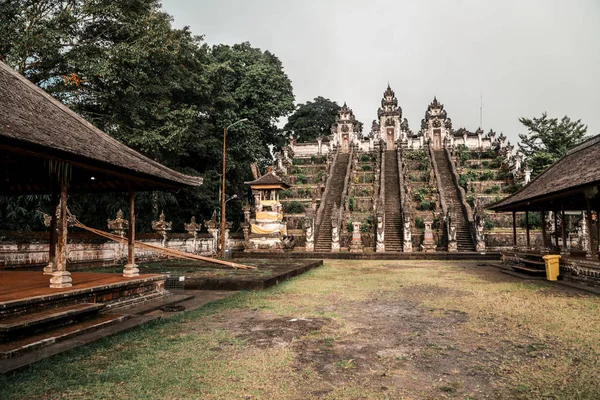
[403,215,412,252]
[107,209,129,238]
[152,210,172,247]
[305,217,314,252]
[376,214,385,252]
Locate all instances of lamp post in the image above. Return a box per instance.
[221,119,248,257]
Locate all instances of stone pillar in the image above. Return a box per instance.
[331,216,340,253]
[184,216,202,253]
[376,213,385,252]
[304,215,314,252]
[50,182,72,288]
[123,192,139,278]
[447,212,457,253]
[152,210,172,248]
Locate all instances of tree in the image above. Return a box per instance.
[0,1,295,231]
[283,97,340,142]
[518,113,587,177]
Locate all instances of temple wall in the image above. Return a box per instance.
[0,234,222,268]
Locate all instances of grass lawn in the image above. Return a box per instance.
[2,260,600,399]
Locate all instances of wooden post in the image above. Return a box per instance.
[525,210,530,250]
[554,211,559,248]
[43,188,58,275]
[123,191,139,277]
[512,211,517,249]
[49,182,72,288]
[561,206,567,254]
[586,198,594,259]
[597,209,600,254]
[541,210,548,253]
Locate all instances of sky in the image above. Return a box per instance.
[162,0,600,145]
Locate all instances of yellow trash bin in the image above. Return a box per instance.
[542,255,561,281]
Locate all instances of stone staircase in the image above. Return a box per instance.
[384,150,403,252]
[433,150,476,251]
[315,153,350,252]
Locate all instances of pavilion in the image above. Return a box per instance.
[488,135,600,272]
[0,60,203,288]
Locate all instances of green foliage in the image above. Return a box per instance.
[520,212,543,229]
[310,155,326,164]
[283,201,304,214]
[484,218,495,230]
[348,196,355,212]
[284,97,340,142]
[0,195,50,231]
[295,173,307,184]
[292,158,306,165]
[406,150,428,162]
[359,153,375,163]
[279,189,293,199]
[316,170,324,182]
[484,185,501,195]
[504,183,521,194]
[480,171,496,181]
[417,201,436,211]
[466,195,475,208]
[518,112,588,177]
[360,164,372,171]
[413,187,430,203]
[0,1,295,230]
[455,145,470,165]
[360,216,373,233]
[346,220,353,233]
[415,217,425,229]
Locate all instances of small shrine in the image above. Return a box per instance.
[243,170,294,252]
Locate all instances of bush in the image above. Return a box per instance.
[361,164,372,171]
[279,189,293,199]
[415,217,425,229]
[349,196,355,212]
[484,218,495,230]
[504,183,520,194]
[481,160,490,168]
[316,170,324,181]
[484,185,501,194]
[296,173,307,184]
[346,220,353,232]
[416,161,428,171]
[283,201,304,214]
[359,153,375,162]
[466,195,475,208]
[417,200,436,211]
[495,169,510,180]
[361,215,373,233]
[520,212,542,229]
[293,158,305,165]
[480,171,495,181]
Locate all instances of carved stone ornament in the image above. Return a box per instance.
[432,119,442,128]
[107,209,129,237]
[341,124,349,132]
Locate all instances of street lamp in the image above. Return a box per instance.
[221,119,248,257]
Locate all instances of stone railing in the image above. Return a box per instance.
[314,147,339,241]
[444,146,476,244]
[338,145,355,225]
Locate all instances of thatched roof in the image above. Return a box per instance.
[245,172,290,189]
[0,61,202,194]
[488,135,600,212]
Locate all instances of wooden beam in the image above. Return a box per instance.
[512,211,517,249]
[554,210,559,248]
[123,191,139,277]
[586,198,594,259]
[525,210,531,250]
[561,205,567,253]
[43,187,58,275]
[541,210,547,251]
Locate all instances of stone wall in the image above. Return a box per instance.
[0,233,220,268]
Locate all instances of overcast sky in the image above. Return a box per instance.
[163,0,599,145]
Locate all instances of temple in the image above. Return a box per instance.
[279,84,520,254]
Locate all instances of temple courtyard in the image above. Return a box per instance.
[1,260,599,399]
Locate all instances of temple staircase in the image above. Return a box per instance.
[384,150,403,252]
[315,153,350,252]
[433,150,476,251]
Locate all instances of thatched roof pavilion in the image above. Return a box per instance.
[0,61,202,194]
[488,135,600,257]
[0,60,203,287]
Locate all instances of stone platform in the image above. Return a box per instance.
[233,251,502,261]
[77,259,324,291]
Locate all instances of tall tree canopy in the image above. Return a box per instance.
[0,0,295,231]
[283,97,340,142]
[518,113,588,177]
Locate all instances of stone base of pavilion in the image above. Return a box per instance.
[501,249,600,284]
[0,271,170,363]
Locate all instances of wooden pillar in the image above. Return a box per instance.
[597,209,600,254]
[525,210,530,250]
[43,189,58,275]
[123,191,139,277]
[49,182,72,288]
[586,198,594,259]
[512,211,517,249]
[541,210,548,253]
[554,211,559,248]
[561,206,567,254]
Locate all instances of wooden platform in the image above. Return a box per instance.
[0,271,165,315]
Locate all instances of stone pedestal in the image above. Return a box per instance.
[123,263,139,278]
[43,262,56,276]
[420,217,436,253]
[349,221,363,252]
[50,270,72,288]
